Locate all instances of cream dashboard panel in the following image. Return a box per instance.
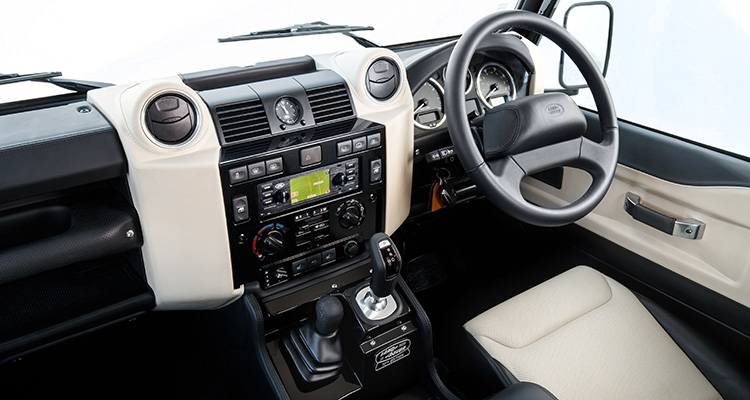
[313,48,414,235]
[87,49,414,310]
[88,77,242,310]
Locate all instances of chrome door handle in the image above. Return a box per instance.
[624,192,705,240]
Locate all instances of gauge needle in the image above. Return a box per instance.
[414,99,428,113]
[485,84,499,101]
[281,103,291,116]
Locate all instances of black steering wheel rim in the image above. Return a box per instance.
[445,10,619,227]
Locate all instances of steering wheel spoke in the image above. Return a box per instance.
[510,138,582,176]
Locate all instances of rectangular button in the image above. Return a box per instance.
[228,166,248,184]
[352,136,367,152]
[367,133,381,149]
[266,157,283,174]
[370,159,382,183]
[439,147,455,158]
[300,146,322,166]
[426,150,442,163]
[337,140,353,157]
[247,162,266,178]
[307,253,322,269]
[232,195,249,222]
[291,259,308,275]
[322,248,336,264]
[312,221,329,231]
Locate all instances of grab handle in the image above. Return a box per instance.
[623,192,705,240]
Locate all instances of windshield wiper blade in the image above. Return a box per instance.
[218,21,380,47]
[0,71,112,92]
[0,71,62,85]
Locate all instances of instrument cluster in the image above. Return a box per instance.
[412,55,526,133]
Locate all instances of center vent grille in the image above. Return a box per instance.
[306,83,355,124]
[214,98,271,144]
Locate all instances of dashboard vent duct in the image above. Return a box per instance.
[215,99,271,144]
[306,83,354,124]
[365,58,399,101]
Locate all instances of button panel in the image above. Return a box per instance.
[227,156,285,184]
[425,146,455,163]
[337,132,380,158]
[221,123,386,289]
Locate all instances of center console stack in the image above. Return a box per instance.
[192,60,431,399]
[196,66,387,290]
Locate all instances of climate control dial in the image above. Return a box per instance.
[253,223,287,259]
[336,200,365,229]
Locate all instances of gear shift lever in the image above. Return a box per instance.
[283,295,344,384]
[369,232,402,298]
[356,232,402,321]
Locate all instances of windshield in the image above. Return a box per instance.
[1,0,518,103]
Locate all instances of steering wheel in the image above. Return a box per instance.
[445,10,618,227]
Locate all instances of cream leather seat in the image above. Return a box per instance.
[464,266,722,400]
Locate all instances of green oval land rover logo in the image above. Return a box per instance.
[545,103,564,117]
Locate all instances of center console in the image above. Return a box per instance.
[190,60,435,399]
[195,67,387,290]
[219,119,386,289]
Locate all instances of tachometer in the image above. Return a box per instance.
[476,62,516,109]
[413,78,446,130]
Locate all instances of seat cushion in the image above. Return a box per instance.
[464,266,722,400]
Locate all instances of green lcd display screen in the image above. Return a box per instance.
[290,170,331,204]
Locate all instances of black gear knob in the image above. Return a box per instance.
[368,233,402,298]
[313,295,344,336]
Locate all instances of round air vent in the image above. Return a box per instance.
[143,93,198,145]
[365,58,400,101]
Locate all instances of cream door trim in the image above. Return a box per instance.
[522,165,750,307]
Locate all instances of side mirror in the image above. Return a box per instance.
[559,1,614,90]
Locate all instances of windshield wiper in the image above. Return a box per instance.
[0,71,63,85]
[0,71,112,93]
[218,21,380,48]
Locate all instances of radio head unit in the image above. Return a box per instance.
[257,158,360,218]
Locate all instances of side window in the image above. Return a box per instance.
[539,0,750,158]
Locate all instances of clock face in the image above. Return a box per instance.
[274,97,302,125]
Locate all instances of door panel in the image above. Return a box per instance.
[521,117,750,308]
[523,165,750,307]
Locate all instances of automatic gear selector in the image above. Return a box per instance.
[355,232,402,321]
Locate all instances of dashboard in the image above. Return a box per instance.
[0,33,544,363]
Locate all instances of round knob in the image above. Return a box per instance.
[332,173,346,187]
[260,229,285,255]
[273,190,290,204]
[343,240,360,257]
[314,295,344,335]
[337,200,365,229]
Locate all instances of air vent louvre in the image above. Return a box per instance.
[215,99,271,143]
[306,83,354,124]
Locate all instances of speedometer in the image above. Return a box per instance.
[413,78,446,130]
[476,62,516,109]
